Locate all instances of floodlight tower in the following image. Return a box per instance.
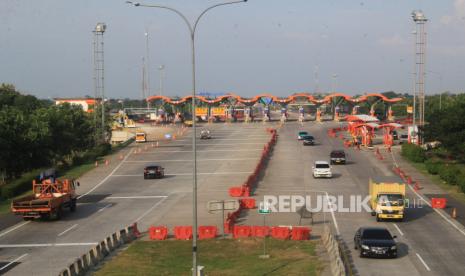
[412,10,427,128]
[93,22,107,141]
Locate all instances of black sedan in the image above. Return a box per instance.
[302,135,315,146]
[143,165,165,179]
[354,227,398,258]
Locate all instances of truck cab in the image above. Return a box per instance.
[369,177,405,221]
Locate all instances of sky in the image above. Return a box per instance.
[0,0,464,99]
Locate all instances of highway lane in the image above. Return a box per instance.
[0,123,272,275]
[276,122,465,275]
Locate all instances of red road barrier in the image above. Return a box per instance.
[407,176,413,185]
[252,226,270,237]
[240,198,256,209]
[198,226,218,239]
[271,226,290,240]
[431,198,447,209]
[414,181,421,191]
[291,227,311,240]
[174,226,193,240]
[229,186,244,197]
[149,226,168,240]
[233,225,252,238]
[224,219,233,234]
[242,185,250,197]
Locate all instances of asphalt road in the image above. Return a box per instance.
[0,123,272,275]
[253,121,465,276]
[1,121,465,275]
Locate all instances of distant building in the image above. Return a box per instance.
[54,98,100,113]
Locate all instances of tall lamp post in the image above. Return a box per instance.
[126,1,247,275]
[159,64,165,96]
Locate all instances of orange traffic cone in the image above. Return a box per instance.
[95,161,99,167]
[156,141,159,147]
[414,182,421,191]
[119,154,123,160]
[452,208,457,219]
[173,135,176,140]
[105,160,110,166]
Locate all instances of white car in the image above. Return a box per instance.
[312,161,332,178]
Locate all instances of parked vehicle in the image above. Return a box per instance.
[369,177,405,221]
[297,131,308,140]
[200,130,211,139]
[354,227,398,258]
[330,150,346,164]
[312,161,332,178]
[135,132,147,143]
[302,135,315,146]
[11,179,79,220]
[144,164,165,179]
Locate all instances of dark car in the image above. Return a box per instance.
[330,150,346,164]
[354,227,398,258]
[144,165,165,179]
[302,135,315,146]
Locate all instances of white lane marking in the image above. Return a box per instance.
[406,183,465,237]
[0,243,98,248]
[0,254,28,271]
[107,196,167,199]
[112,172,253,177]
[416,253,431,271]
[78,149,133,199]
[98,203,113,212]
[139,149,263,153]
[57,224,78,237]
[393,223,404,236]
[325,192,340,235]
[135,197,167,222]
[0,221,30,239]
[124,158,258,163]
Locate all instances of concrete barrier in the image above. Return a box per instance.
[322,227,349,276]
[58,223,139,276]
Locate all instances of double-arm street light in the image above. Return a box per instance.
[126,1,247,275]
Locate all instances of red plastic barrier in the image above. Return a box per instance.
[224,219,233,234]
[271,226,290,240]
[198,226,218,239]
[242,185,250,197]
[174,226,193,240]
[407,176,413,185]
[291,227,311,240]
[229,186,244,197]
[240,198,256,209]
[431,198,447,209]
[233,225,252,238]
[148,226,168,240]
[252,226,270,237]
[132,222,141,237]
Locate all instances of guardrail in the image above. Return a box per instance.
[58,223,140,276]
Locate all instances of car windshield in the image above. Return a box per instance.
[303,136,314,140]
[315,163,330,169]
[378,194,404,206]
[331,151,345,157]
[299,132,308,135]
[362,229,392,240]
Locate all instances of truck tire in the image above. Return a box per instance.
[376,214,381,222]
[51,206,62,220]
[70,199,77,212]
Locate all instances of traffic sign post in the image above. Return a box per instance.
[207,200,239,238]
[258,202,271,259]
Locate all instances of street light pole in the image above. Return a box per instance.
[159,64,165,96]
[126,1,247,275]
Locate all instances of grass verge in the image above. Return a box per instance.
[95,238,324,276]
[408,161,465,204]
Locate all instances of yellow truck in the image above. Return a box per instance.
[369,177,406,222]
[135,131,147,143]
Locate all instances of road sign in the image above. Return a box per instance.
[207,200,239,214]
[258,202,271,214]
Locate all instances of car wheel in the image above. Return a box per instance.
[359,250,364,258]
[354,243,358,250]
[376,215,381,222]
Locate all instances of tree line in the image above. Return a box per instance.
[0,84,98,182]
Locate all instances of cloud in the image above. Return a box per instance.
[377,34,407,47]
[441,0,465,25]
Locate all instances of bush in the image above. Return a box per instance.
[438,164,461,185]
[401,143,426,163]
[0,169,42,199]
[425,159,442,175]
[458,176,465,193]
